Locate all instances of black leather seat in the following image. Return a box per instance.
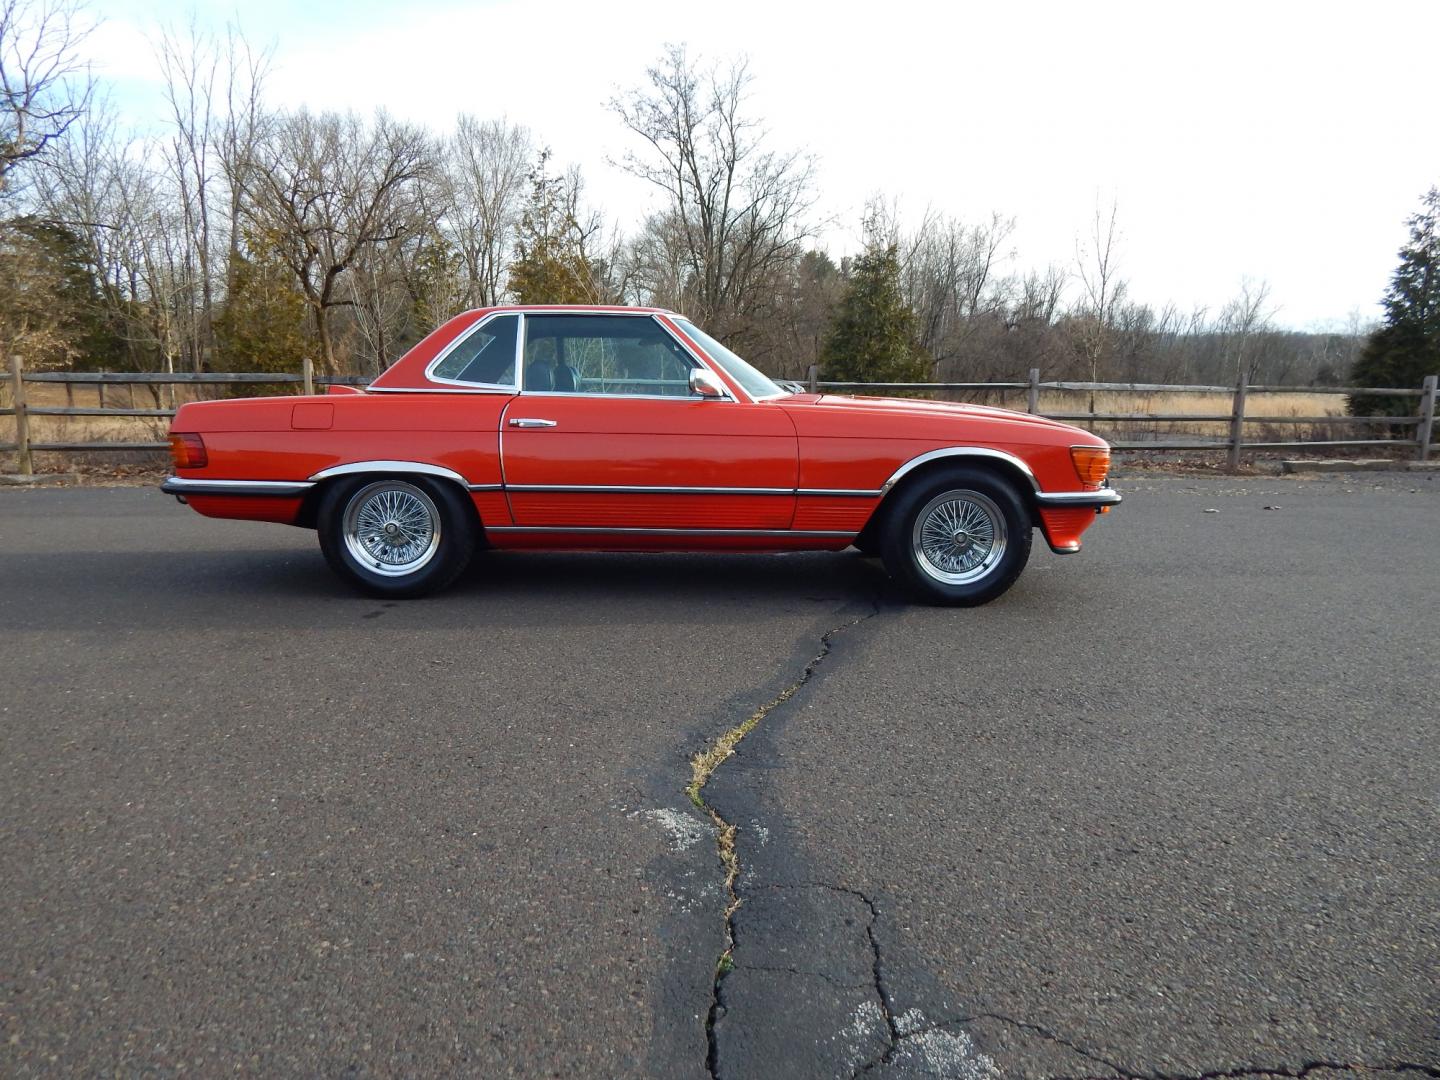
[526,361,553,391]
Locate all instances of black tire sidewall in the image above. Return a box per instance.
[317,476,475,598]
[880,467,1032,606]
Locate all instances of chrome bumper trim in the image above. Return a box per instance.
[161,477,314,497]
[1034,488,1122,507]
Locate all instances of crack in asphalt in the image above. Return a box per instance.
[676,595,1440,1080]
[686,605,880,1080]
[961,1012,1131,1077]
[856,1004,1440,1080]
[1047,1063,1440,1080]
[752,880,909,1075]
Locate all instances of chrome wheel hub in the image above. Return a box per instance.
[342,481,442,577]
[912,489,1007,585]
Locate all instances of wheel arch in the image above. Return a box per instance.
[855,447,1042,549]
[295,461,482,536]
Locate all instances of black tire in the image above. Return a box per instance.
[879,466,1032,606]
[317,475,475,598]
[851,531,881,558]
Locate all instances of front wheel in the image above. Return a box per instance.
[317,476,475,598]
[880,467,1032,606]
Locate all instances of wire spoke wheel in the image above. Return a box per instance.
[911,488,1008,585]
[342,480,442,577]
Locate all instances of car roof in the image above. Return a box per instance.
[463,304,682,317]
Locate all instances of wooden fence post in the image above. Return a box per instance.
[1027,368,1040,414]
[1417,374,1437,461]
[302,355,314,397]
[98,370,106,410]
[8,354,32,476]
[1227,371,1248,472]
[806,363,818,394]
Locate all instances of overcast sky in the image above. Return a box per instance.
[84,0,1440,330]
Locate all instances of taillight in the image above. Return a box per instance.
[169,432,208,469]
[1070,445,1110,486]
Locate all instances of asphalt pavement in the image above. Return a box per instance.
[1,472,1436,1078]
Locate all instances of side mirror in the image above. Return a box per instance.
[689,368,728,399]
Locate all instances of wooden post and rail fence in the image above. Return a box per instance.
[2,354,1436,477]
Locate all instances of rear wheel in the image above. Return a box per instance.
[880,467,1031,605]
[317,476,475,598]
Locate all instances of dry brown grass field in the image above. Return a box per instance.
[0,382,1380,473]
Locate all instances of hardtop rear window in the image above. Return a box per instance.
[430,314,519,386]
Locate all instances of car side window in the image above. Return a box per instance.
[430,315,518,386]
[522,315,697,396]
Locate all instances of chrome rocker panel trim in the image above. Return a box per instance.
[506,483,799,496]
[161,477,314,497]
[486,526,855,538]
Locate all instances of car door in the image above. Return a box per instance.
[499,313,798,531]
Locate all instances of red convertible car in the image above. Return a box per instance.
[162,306,1119,605]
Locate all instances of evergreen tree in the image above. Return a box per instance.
[0,216,128,371]
[213,227,312,391]
[508,150,600,305]
[1350,187,1440,417]
[820,242,930,385]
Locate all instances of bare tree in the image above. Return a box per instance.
[1015,264,1067,325]
[1217,276,1274,382]
[216,27,270,298]
[0,0,91,192]
[1074,196,1127,407]
[610,44,814,346]
[441,114,529,307]
[242,109,431,374]
[897,207,1017,374]
[155,20,270,371]
[35,102,176,376]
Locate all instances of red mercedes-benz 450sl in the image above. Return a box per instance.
[162,305,1119,605]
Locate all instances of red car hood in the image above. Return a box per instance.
[785,393,1082,434]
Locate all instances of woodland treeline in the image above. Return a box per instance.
[0,4,1377,390]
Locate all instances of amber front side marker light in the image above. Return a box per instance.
[1070,445,1110,485]
[169,433,208,469]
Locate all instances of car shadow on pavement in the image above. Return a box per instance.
[2,546,904,632]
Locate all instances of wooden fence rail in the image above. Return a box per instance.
[4,356,1437,476]
[802,366,1437,466]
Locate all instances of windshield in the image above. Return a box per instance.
[673,318,785,400]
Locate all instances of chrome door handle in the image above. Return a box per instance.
[508,418,557,428]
